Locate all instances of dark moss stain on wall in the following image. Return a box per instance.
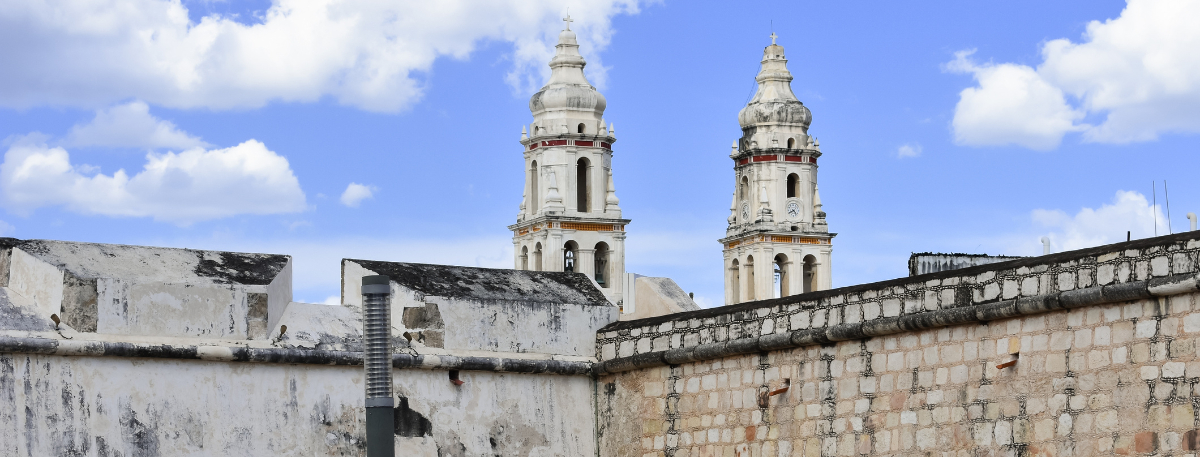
[394,397,432,437]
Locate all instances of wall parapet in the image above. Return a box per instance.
[595,231,1200,374]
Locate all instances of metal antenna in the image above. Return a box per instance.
[1153,181,1158,236]
[1165,180,1173,234]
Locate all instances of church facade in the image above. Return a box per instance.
[721,35,834,305]
[508,22,629,305]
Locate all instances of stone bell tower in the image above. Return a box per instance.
[721,34,834,306]
[509,15,630,304]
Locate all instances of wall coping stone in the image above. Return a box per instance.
[0,336,594,376]
[595,231,1200,375]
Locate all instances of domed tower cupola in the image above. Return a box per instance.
[720,33,834,306]
[737,33,812,147]
[528,18,607,135]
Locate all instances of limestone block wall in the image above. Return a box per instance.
[596,231,1200,456]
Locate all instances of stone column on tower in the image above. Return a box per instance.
[509,17,631,305]
[719,34,836,306]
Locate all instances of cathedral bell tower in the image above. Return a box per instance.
[721,34,834,305]
[510,15,630,304]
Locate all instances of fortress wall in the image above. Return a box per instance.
[597,231,1200,456]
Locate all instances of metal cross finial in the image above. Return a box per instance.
[563,11,573,31]
[770,32,778,45]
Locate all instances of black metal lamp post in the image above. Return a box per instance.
[362,275,394,457]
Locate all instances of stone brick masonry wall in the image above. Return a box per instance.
[596,232,1200,456]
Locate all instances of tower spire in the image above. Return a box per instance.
[511,20,629,306]
[721,37,834,306]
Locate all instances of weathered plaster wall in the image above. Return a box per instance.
[0,239,291,341]
[0,240,613,457]
[596,232,1200,456]
[0,354,596,456]
[909,252,1026,277]
[623,276,701,321]
[345,259,618,357]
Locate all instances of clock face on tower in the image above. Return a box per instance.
[741,203,750,222]
[786,201,801,220]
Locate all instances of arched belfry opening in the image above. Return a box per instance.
[530,161,540,213]
[787,174,799,198]
[520,246,529,270]
[787,138,795,149]
[730,259,741,304]
[773,254,789,298]
[802,255,817,293]
[745,255,756,301]
[594,242,610,287]
[534,243,543,271]
[576,158,590,212]
[563,241,578,272]
[577,123,586,134]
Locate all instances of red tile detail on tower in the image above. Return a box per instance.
[575,141,594,147]
[809,157,817,163]
[783,155,806,162]
[600,142,611,149]
[752,155,777,162]
[541,140,568,147]
[529,143,539,150]
[737,158,749,165]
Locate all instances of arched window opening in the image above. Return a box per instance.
[730,259,741,304]
[774,254,789,298]
[594,242,610,287]
[530,161,540,213]
[534,243,543,271]
[802,255,817,293]
[745,255,756,301]
[520,246,529,270]
[577,123,586,134]
[533,126,540,136]
[787,174,799,198]
[576,158,591,212]
[563,241,578,272]
[787,138,795,149]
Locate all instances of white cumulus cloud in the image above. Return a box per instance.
[948,0,1200,149]
[896,143,922,158]
[0,138,306,225]
[1032,190,1165,253]
[340,183,375,208]
[947,52,1085,150]
[66,101,209,149]
[0,0,644,112]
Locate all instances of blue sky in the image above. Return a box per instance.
[2,0,1198,307]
